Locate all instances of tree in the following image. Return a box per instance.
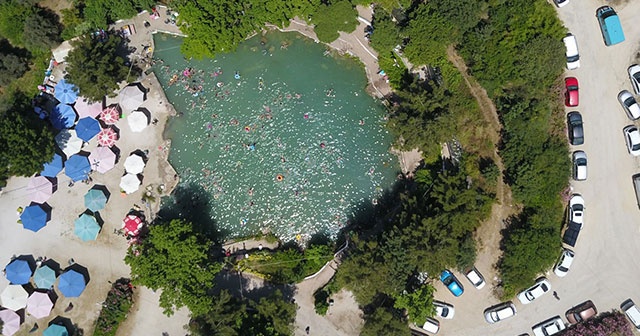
[22,10,62,52]
[0,50,28,86]
[311,1,358,43]
[188,290,244,336]
[65,34,135,103]
[241,290,296,336]
[125,219,222,316]
[83,0,154,29]
[393,284,435,324]
[360,306,411,336]
[0,0,35,46]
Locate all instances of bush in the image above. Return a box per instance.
[561,311,633,336]
[93,278,135,336]
[313,289,330,315]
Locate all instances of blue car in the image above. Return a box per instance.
[440,270,464,297]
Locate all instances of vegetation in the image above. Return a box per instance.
[311,1,358,43]
[360,305,411,336]
[393,284,435,325]
[93,278,135,336]
[561,312,633,336]
[125,219,222,316]
[83,0,154,29]
[0,45,28,87]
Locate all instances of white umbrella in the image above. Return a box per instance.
[124,154,145,174]
[127,110,149,132]
[1,285,28,311]
[119,83,146,113]
[120,173,141,194]
[55,129,83,158]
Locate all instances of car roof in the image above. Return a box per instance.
[422,318,439,333]
[466,268,482,283]
[563,35,578,55]
[566,77,578,85]
[628,127,640,143]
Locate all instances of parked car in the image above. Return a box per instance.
[596,6,625,46]
[565,77,579,107]
[554,0,569,7]
[629,64,640,94]
[464,267,486,289]
[440,270,464,297]
[566,300,597,324]
[633,174,640,209]
[484,302,517,324]
[532,316,566,336]
[567,112,584,145]
[618,90,640,120]
[563,34,580,70]
[623,125,640,156]
[434,301,455,319]
[553,249,575,277]
[517,278,551,304]
[422,317,440,334]
[572,151,587,181]
[622,299,640,330]
[569,194,585,225]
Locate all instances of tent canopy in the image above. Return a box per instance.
[74,213,101,241]
[119,173,140,194]
[54,79,79,105]
[89,146,116,173]
[75,98,103,119]
[75,117,101,142]
[65,154,91,182]
[84,188,108,212]
[27,291,55,319]
[27,176,55,204]
[34,265,57,289]
[20,203,50,232]
[5,259,34,285]
[119,83,147,112]
[1,284,29,311]
[123,154,145,174]
[58,269,86,297]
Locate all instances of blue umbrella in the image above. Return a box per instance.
[84,188,108,212]
[51,104,77,130]
[58,269,86,297]
[41,154,64,178]
[5,259,33,285]
[20,203,49,232]
[74,214,101,241]
[75,117,101,142]
[65,154,91,182]
[54,79,79,105]
[33,265,57,289]
[43,324,69,336]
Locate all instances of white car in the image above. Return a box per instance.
[532,316,566,336]
[622,299,640,330]
[464,267,486,289]
[517,278,551,304]
[563,34,580,70]
[572,151,587,181]
[554,0,569,8]
[618,90,640,120]
[629,64,640,95]
[553,249,575,277]
[484,302,517,324]
[624,125,640,156]
[569,194,585,225]
[422,317,440,334]
[434,301,455,319]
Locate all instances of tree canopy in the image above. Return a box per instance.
[311,1,358,43]
[22,9,62,52]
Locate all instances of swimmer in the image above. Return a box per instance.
[248,188,254,196]
[320,143,326,148]
[281,156,286,163]
[304,113,309,119]
[359,119,365,125]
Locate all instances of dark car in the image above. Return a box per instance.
[566,300,597,324]
[565,77,579,107]
[567,112,584,145]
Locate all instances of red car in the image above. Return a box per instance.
[565,77,579,107]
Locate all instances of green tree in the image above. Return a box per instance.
[243,290,296,336]
[125,219,222,316]
[0,0,35,46]
[360,306,411,336]
[0,50,28,86]
[65,34,135,103]
[83,0,154,29]
[311,1,358,43]
[22,10,62,52]
[393,284,435,324]
[188,290,244,336]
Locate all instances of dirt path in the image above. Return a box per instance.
[446,45,515,290]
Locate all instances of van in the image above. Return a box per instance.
[563,34,580,70]
[596,6,625,46]
[633,174,640,208]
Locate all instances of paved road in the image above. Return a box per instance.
[433,1,640,335]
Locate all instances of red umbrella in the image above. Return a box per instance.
[100,105,121,125]
[122,214,143,236]
[96,127,118,147]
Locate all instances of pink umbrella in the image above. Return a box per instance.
[26,291,54,319]
[96,128,118,147]
[75,98,103,119]
[0,309,21,336]
[122,214,143,236]
[89,146,117,174]
[27,176,54,204]
[99,105,121,125]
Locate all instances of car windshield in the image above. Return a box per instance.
[443,277,452,286]
[625,97,636,107]
[567,55,579,62]
[568,85,579,90]
[633,143,640,151]
[576,158,586,165]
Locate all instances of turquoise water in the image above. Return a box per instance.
[152,32,399,241]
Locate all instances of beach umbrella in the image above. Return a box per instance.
[122,214,143,236]
[58,270,86,297]
[5,259,34,285]
[41,154,64,178]
[26,291,54,319]
[84,188,108,212]
[54,79,79,105]
[99,105,121,125]
[119,83,146,112]
[0,309,21,336]
[55,129,83,158]
[123,154,145,174]
[50,104,77,130]
[27,176,55,204]
[1,285,28,311]
[33,265,57,289]
[88,146,116,174]
[74,214,101,242]
[127,110,149,132]
[65,154,91,182]
[75,117,101,142]
[20,203,50,232]
[75,98,102,119]
[119,173,140,194]
[96,127,118,147]
[43,324,68,336]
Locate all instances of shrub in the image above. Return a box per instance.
[561,311,633,336]
[93,278,135,336]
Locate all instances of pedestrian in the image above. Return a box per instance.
[65,302,74,312]
[305,326,310,335]
[553,291,560,300]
